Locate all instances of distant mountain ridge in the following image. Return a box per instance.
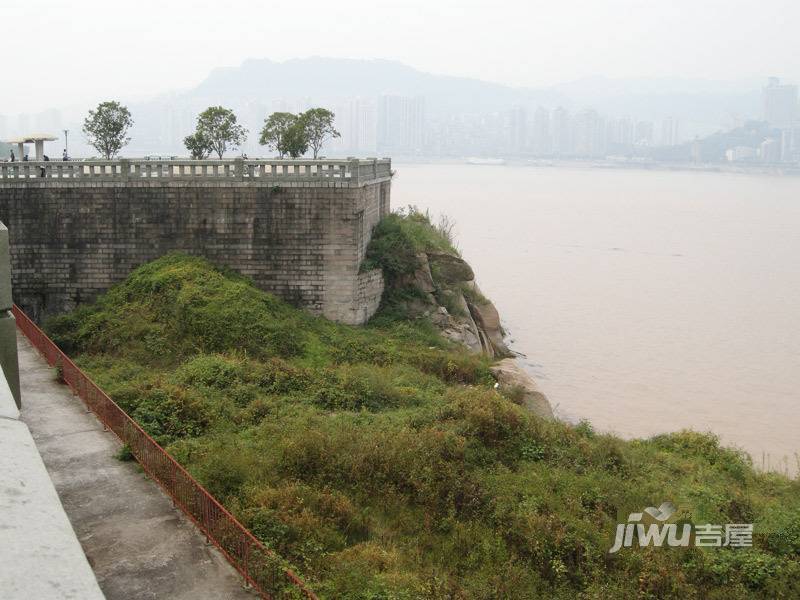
[12,58,770,156]
[173,57,762,125]
[181,57,563,115]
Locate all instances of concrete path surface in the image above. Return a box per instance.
[18,335,255,600]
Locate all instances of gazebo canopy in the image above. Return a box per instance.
[3,134,59,160]
[5,134,59,144]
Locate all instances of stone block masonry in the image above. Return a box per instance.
[0,161,392,325]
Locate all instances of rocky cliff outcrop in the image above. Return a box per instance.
[364,209,554,419]
[394,250,511,358]
[398,251,554,419]
[390,248,555,419]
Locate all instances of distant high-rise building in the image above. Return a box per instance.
[532,107,551,155]
[508,106,527,154]
[763,77,798,129]
[356,101,377,154]
[780,126,800,163]
[606,117,633,147]
[573,109,605,157]
[661,117,680,146]
[634,121,654,146]
[336,98,377,154]
[377,95,425,155]
[161,106,195,154]
[408,96,425,152]
[551,107,571,156]
[760,137,781,163]
[691,139,702,163]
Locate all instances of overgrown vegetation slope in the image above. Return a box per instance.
[45,223,800,598]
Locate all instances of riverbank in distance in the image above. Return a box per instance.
[392,156,800,177]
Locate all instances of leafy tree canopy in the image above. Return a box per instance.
[82,101,133,159]
[299,108,340,158]
[259,112,298,158]
[281,121,309,158]
[194,106,247,159]
[183,130,213,160]
[258,107,340,159]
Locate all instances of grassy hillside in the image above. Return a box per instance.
[45,225,800,598]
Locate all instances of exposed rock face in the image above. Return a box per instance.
[466,287,509,358]
[386,246,555,419]
[398,250,510,357]
[427,252,475,284]
[490,359,555,420]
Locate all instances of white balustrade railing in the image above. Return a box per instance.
[0,158,392,184]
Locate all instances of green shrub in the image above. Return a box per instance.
[362,207,458,284]
[309,364,438,412]
[130,385,212,445]
[361,214,420,283]
[764,509,800,557]
[174,353,245,388]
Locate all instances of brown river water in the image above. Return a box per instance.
[395,163,800,475]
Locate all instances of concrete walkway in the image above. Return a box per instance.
[18,335,255,600]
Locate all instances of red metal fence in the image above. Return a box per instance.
[12,304,317,600]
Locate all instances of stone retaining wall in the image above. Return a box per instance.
[0,173,391,325]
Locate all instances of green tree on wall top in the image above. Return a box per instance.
[183,130,214,159]
[281,120,310,158]
[300,108,340,158]
[83,101,133,159]
[190,106,248,159]
[259,108,340,159]
[259,112,298,158]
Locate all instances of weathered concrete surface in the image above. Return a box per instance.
[0,363,19,420]
[17,335,255,600]
[1,221,21,406]
[0,362,105,600]
[0,222,11,310]
[0,312,21,407]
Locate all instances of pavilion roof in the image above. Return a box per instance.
[4,134,59,143]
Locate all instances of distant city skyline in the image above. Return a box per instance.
[2,56,798,165]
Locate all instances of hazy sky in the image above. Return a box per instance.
[3,0,799,114]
